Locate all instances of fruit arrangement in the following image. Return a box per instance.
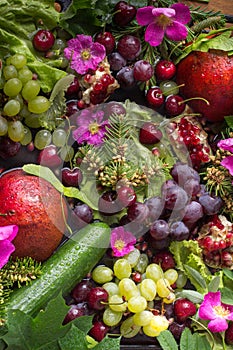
[0,1,233,350]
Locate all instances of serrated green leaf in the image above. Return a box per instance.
[175,290,203,304]
[180,328,195,350]
[220,287,233,305]
[208,275,220,292]
[157,330,178,350]
[94,336,121,350]
[184,265,207,291]
[59,324,89,350]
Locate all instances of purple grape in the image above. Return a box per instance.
[0,136,21,159]
[116,66,136,88]
[183,201,204,225]
[117,35,141,60]
[171,162,200,185]
[145,196,164,222]
[127,202,149,224]
[162,184,189,211]
[169,321,190,340]
[183,178,201,197]
[108,52,127,71]
[73,203,93,225]
[133,60,154,82]
[198,194,223,215]
[150,219,170,240]
[169,221,189,241]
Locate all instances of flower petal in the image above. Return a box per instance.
[208,317,229,333]
[221,303,233,321]
[136,6,155,26]
[152,8,175,18]
[0,225,18,242]
[221,156,233,176]
[145,22,165,46]
[218,138,233,152]
[198,292,221,320]
[171,3,191,24]
[165,21,188,41]
[0,240,15,269]
[110,226,136,257]
[77,35,93,49]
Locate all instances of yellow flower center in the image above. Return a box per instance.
[214,305,230,318]
[156,14,172,29]
[81,49,91,60]
[114,239,125,251]
[89,122,99,135]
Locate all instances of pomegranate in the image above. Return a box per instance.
[0,168,68,261]
[176,50,233,122]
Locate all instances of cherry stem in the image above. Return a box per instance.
[162,83,185,96]
[179,97,210,106]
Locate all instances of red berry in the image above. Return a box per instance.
[61,167,83,187]
[113,1,137,27]
[33,29,55,52]
[133,60,154,82]
[146,87,165,109]
[66,77,80,96]
[89,320,110,342]
[174,298,197,323]
[139,122,163,145]
[165,95,186,116]
[87,287,109,310]
[37,145,62,168]
[152,250,175,271]
[95,31,115,55]
[155,60,176,80]
[117,35,141,61]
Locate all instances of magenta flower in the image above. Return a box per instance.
[136,3,191,47]
[64,34,106,75]
[73,109,109,146]
[0,225,18,269]
[110,226,136,257]
[198,291,233,333]
[218,138,233,176]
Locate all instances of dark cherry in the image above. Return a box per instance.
[117,186,137,208]
[63,303,88,324]
[127,202,149,224]
[66,99,80,116]
[155,60,176,80]
[94,31,115,55]
[89,320,110,342]
[133,60,154,82]
[146,87,165,109]
[98,190,122,216]
[113,1,137,27]
[71,279,93,303]
[165,95,186,116]
[152,250,175,271]
[37,145,62,168]
[33,29,55,52]
[87,287,109,310]
[61,167,83,187]
[0,136,21,159]
[139,122,162,145]
[66,77,80,97]
[174,298,197,323]
[117,35,141,61]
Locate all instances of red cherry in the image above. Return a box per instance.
[94,31,115,55]
[139,122,163,145]
[37,145,62,168]
[165,95,186,116]
[61,167,83,187]
[89,320,110,342]
[174,298,197,323]
[66,77,80,96]
[152,250,175,271]
[87,287,109,310]
[33,29,55,52]
[113,1,137,27]
[155,60,176,80]
[146,87,165,109]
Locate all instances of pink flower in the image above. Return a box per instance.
[73,108,109,146]
[64,34,106,75]
[198,291,233,333]
[110,226,136,257]
[0,225,18,269]
[217,138,233,176]
[136,3,191,47]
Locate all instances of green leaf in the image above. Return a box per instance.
[193,333,212,350]
[157,330,178,350]
[184,265,207,291]
[220,287,233,305]
[223,268,233,280]
[94,336,121,350]
[208,275,221,292]
[59,324,89,350]
[175,290,203,304]
[180,328,195,350]
[224,116,233,128]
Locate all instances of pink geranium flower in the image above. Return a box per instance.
[198,291,233,333]
[217,138,233,176]
[0,225,18,269]
[136,3,191,46]
[73,109,109,146]
[64,34,106,75]
[110,226,136,257]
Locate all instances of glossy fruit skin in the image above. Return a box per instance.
[139,122,162,145]
[176,50,233,122]
[94,31,115,55]
[174,298,196,323]
[33,29,55,52]
[113,1,137,27]
[155,60,176,80]
[61,167,83,187]
[0,169,68,261]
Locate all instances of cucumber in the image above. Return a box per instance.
[6,222,110,317]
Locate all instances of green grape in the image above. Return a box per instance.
[34,129,52,150]
[120,316,141,338]
[109,294,127,312]
[18,67,33,84]
[145,263,163,282]
[159,80,179,96]
[52,128,67,147]
[139,278,157,301]
[24,113,41,128]
[0,116,8,136]
[3,65,18,80]
[124,248,140,267]
[10,53,27,69]
[133,310,153,326]
[102,282,119,297]
[28,96,50,114]
[3,99,21,117]
[113,258,132,280]
[91,265,113,284]
[8,120,25,142]
[53,38,66,51]
[175,271,188,289]
[134,253,149,273]
[118,278,139,300]
[10,94,24,109]
[127,295,147,313]
[143,315,169,337]
[164,269,178,285]
[19,105,31,119]
[22,80,40,101]
[163,292,176,304]
[102,307,122,327]
[3,78,22,97]
[156,278,170,298]
[60,145,74,162]
[20,126,32,146]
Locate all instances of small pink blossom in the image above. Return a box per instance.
[64,34,106,75]
[217,138,233,176]
[198,291,233,333]
[110,226,136,257]
[0,225,18,269]
[136,3,191,47]
[73,108,109,146]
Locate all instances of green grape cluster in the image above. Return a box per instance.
[0,53,50,145]
[90,248,180,338]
